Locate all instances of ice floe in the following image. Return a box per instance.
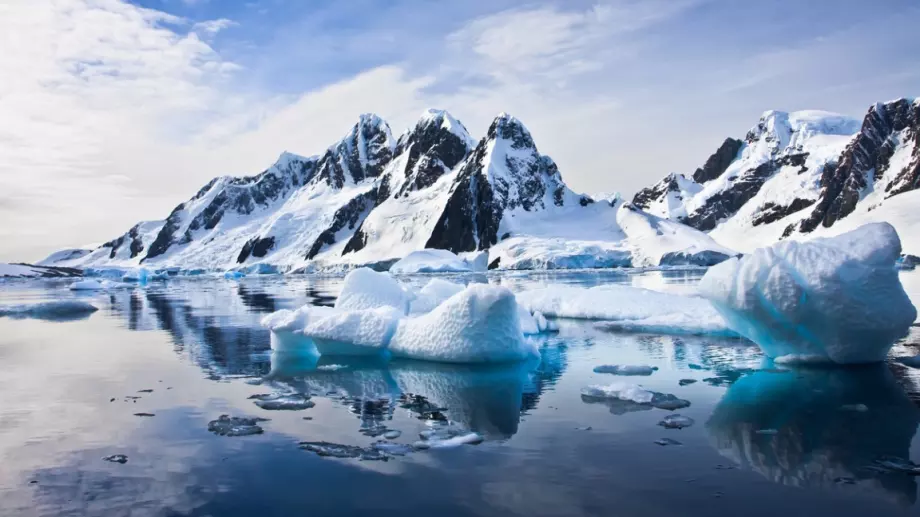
[517,285,736,336]
[0,300,98,321]
[700,222,917,364]
[207,415,269,436]
[581,382,691,413]
[249,393,315,410]
[593,364,658,376]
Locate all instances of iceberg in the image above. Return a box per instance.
[304,306,402,356]
[699,223,917,364]
[389,249,486,274]
[389,284,537,363]
[409,278,465,314]
[335,268,411,314]
[0,300,98,321]
[517,285,736,336]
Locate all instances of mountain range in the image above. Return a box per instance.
[38,98,919,273]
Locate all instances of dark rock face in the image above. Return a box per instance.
[658,250,733,267]
[427,115,569,253]
[633,174,684,210]
[237,236,275,263]
[315,115,393,188]
[308,188,377,259]
[799,99,920,233]
[751,198,815,227]
[102,223,147,259]
[392,113,472,197]
[682,153,808,231]
[693,138,743,183]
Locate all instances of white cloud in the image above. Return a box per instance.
[193,18,237,36]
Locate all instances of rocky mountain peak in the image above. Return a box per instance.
[487,113,536,150]
[313,114,395,188]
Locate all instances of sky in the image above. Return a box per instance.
[2,0,920,262]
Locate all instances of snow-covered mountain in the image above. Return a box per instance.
[45,110,732,272]
[634,98,920,254]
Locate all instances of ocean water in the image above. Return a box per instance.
[1,270,920,517]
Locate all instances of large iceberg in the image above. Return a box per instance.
[699,223,917,364]
[516,285,736,336]
[389,284,537,363]
[334,268,410,314]
[305,306,402,356]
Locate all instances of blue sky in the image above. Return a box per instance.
[1,0,919,261]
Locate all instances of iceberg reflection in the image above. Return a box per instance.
[706,364,920,504]
[268,345,563,440]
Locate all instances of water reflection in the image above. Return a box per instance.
[706,364,920,504]
[267,343,567,440]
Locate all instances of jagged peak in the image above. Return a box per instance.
[329,113,395,153]
[486,112,536,150]
[412,108,476,148]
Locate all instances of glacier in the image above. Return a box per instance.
[699,222,917,364]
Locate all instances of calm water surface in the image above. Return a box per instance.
[1,270,920,517]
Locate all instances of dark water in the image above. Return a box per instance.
[1,271,920,517]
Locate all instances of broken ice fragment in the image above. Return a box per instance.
[678,379,697,386]
[655,438,682,446]
[593,364,658,376]
[208,415,268,436]
[102,454,128,464]
[252,394,315,411]
[658,414,695,429]
[383,430,402,440]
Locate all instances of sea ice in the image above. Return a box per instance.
[517,285,736,336]
[0,300,98,320]
[658,414,695,429]
[250,393,315,410]
[593,364,658,376]
[389,249,486,274]
[581,382,690,411]
[335,268,411,314]
[699,222,917,364]
[389,284,537,363]
[207,415,268,436]
[304,306,402,356]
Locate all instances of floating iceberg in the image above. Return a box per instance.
[517,285,736,336]
[389,284,537,363]
[581,382,690,412]
[409,278,465,314]
[699,223,917,364]
[389,249,487,274]
[305,306,402,356]
[335,268,410,314]
[0,300,98,321]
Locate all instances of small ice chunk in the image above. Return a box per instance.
[389,284,537,363]
[651,394,692,411]
[102,454,128,464]
[0,300,98,320]
[581,383,655,404]
[299,441,364,458]
[251,394,315,411]
[305,306,402,356]
[425,432,484,449]
[655,438,682,446]
[699,223,917,364]
[593,365,658,376]
[658,414,695,429]
[678,379,697,386]
[316,364,348,372]
[409,278,465,314]
[335,268,410,314]
[383,430,402,439]
[207,415,269,436]
[839,403,868,412]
